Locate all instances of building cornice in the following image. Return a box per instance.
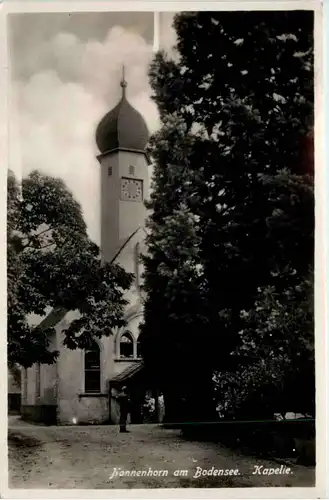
[96,147,151,165]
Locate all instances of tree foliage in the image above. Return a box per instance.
[8,170,133,368]
[140,11,314,421]
[215,273,314,419]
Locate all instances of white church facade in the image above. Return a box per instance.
[20,76,158,425]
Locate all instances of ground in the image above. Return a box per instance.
[8,416,315,490]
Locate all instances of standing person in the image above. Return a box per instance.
[117,386,130,433]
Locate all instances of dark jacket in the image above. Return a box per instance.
[117,392,129,414]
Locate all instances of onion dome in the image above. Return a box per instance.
[96,68,149,154]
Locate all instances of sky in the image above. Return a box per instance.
[8,12,175,244]
[159,12,177,53]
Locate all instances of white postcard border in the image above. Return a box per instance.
[0,2,326,499]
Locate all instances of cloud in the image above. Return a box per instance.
[9,25,159,243]
[159,13,177,55]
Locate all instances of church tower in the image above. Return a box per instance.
[95,69,150,263]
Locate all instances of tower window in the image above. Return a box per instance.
[84,341,101,393]
[129,165,135,176]
[108,166,112,176]
[119,332,134,358]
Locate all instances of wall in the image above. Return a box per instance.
[117,150,149,243]
[26,365,36,405]
[99,150,119,262]
[8,370,21,394]
[55,292,144,425]
[56,311,114,424]
[40,330,57,404]
[8,369,21,412]
[99,148,149,264]
[21,330,58,423]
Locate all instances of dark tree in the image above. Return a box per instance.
[140,11,314,422]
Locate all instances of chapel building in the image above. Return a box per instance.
[20,75,157,425]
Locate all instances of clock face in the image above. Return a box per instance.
[121,177,143,202]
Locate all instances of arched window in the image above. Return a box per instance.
[84,341,101,393]
[119,332,134,358]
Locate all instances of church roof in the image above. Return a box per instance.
[111,361,144,384]
[36,307,67,333]
[95,70,149,154]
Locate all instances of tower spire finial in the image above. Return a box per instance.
[120,64,127,97]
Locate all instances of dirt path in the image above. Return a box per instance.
[8,417,315,489]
